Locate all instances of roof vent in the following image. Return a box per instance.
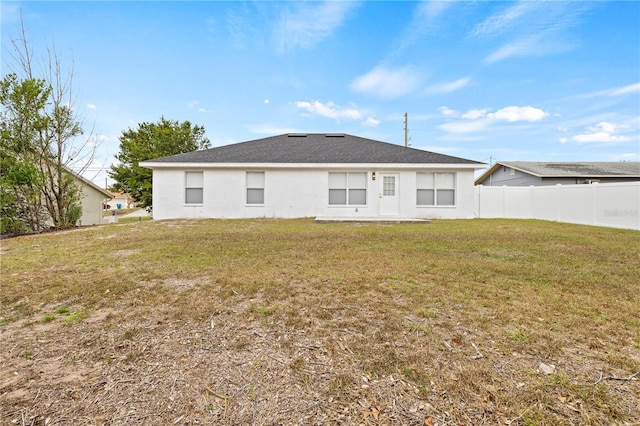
[326,133,345,137]
[288,133,307,137]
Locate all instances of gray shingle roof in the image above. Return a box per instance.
[499,161,640,177]
[145,133,483,165]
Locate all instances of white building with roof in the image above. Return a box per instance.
[141,133,486,220]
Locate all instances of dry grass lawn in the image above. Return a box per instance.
[1,218,638,425]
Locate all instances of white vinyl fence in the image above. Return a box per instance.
[475,182,640,230]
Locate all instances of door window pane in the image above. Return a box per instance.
[383,176,395,196]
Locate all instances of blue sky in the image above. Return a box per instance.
[2,1,639,186]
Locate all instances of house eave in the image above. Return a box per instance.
[64,167,112,199]
[140,161,486,170]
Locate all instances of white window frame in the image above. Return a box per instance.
[246,171,265,205]
[328,172,367,206]
[185,171,203,205]
[416,172,456,206]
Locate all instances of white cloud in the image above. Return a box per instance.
[438,106,458,117]
[583,82,640,98]
[610,82,640,96]
[226,4,257,48]
[87,103,97,110]
[474,2,587,64]
[572,132,629,143]
[437,105,549,135]
[395,0,454,52]
[88,134,118,146]
[438,119,491,134]
[572,121,630,143]
[296,100,362,121]
[351,66,424,98]
[363,117,380,127]
[439,106,548,122]
[295,100,379,127]
[485,35,542,64]
[424,77,470,95]
[187,101,208,112]
[559,137,568,144]
[472,2,537,37]
[416,0,452,20]
[596,121,616,133]
[461,109,487,120]
[488,106,548,122]
[264,99,270,104]
[275,1,357,53]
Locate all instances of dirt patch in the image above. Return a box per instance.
[109,249,140,257]
[2,293,638,426]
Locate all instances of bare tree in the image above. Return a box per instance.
[1,16,98,231]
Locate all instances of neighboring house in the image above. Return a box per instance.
[74,172,113,226]
[140,133,485,220]
[475,161,640,186]
[107,191,135,209]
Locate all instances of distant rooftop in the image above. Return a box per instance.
[495,161,640,177]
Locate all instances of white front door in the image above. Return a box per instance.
[379,174,399,216]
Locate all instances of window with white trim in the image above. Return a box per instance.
[328,172,367,205]
[246,172,265,205]
[185,171,203,204]
[416,172,455,206]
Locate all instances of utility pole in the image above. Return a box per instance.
[404,112,409,147]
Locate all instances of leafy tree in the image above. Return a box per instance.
[1,20,93,233]
[109,117,211,209]
[0,74,49,233]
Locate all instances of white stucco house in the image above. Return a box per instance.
[140,133,485,220]
[74,172,113,226]
[106,191,135,210]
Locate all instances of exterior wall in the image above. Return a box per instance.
[79,182,110,226]
[482,167,543,186]
[151,167,477,220]
[475,182,640,230]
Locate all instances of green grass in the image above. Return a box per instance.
[117,216,152,224]
[1,218,638,424]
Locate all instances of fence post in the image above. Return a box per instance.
[555,184,561,223]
